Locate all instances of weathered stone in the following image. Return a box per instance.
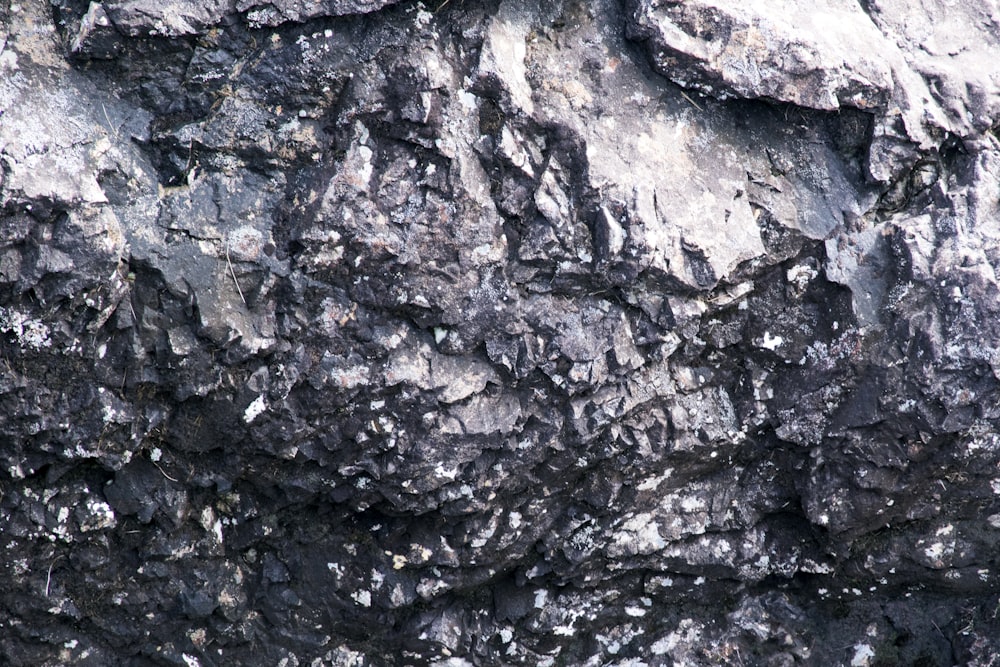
[625,0,1000,183]
[3,0,1000,664]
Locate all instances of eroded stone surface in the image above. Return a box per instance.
[3,0,1000,664]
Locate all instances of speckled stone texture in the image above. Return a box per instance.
[2,0,1000,664]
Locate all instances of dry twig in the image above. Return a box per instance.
[225,237,247,305]
[679,90,704,111]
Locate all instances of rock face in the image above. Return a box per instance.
[2,0,1000,664]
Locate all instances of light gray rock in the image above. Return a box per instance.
[237,0,401,26]
[626,0,895,111]
[101,0,236,37]
[625,0,1000,183]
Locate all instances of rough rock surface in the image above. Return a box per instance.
[2,0,1000,664]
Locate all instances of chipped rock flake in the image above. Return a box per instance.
[851,643,876,667]
[243,395,267,423]
[610,513,667,556]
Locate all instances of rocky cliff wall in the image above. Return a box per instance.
[2,0,1000,664]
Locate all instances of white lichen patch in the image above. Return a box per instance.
[762,331,784,351]
[416,578,450,599]
[787,262,818,291]
[390,584,407,607]
[410,544,433,563]
[651,618,703,656]
[679,496,706,512]
[552,622,576,637]
[199,507,223,544]
[329,363,369,390]
[0,307,52,349]
[610,513,667,556]
[800,559,834,574]
[916,524,955,567]
[924,543,945,560]
[78,497,116,532]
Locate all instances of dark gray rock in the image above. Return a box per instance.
[3,0,1000,664]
